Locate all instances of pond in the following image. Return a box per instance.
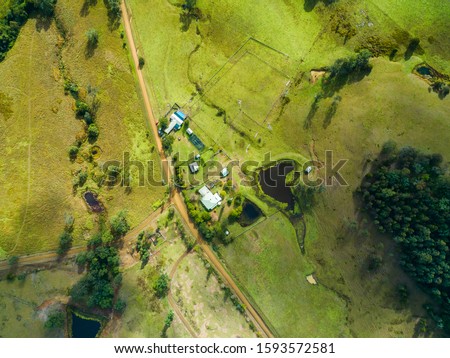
[238,200,263,227]
[416,65,433,77]
[83,191,103,212]
[71,312,101,338]
[258,162,295,210]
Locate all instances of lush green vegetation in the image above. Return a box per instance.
[153,273,170,298]
[72,213,129,310]
[360,144,450,332]
[0,0,56,62]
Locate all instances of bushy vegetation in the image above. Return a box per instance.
[360,143,450,333]
[153,273,170,298]
[135,231,151,265]
[71,232,122,309]
[0,0,56,62]
[57,230,73,256]
[44,310,65,330]
[110,210,130,239]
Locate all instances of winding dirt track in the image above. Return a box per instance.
[0,208,162,273]
[120,1,274,338]
[168,252,198,337]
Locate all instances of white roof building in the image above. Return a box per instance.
[220,167,229,177]
[186,128,193,135]
[198,186,222,211]
[189,162,199,173]
[165,113,184,134]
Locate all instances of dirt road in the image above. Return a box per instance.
[0,208,162,274]
[121,1,274,338]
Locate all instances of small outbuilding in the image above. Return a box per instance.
[186,128,193,136]
[305,166,313,174]
[220,167,229,177]
[189,162,199,174]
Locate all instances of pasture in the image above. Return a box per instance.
[0,0,165,256]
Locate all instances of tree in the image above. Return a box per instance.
[153,273,170,298]
[104,0,121,20]
[33,0,57,17]
[68,146,79,159]
[86,28,99,47]
[162,135,174,153]
[8,255,19,267]
[138,56,145,69]
[75,100,90,116]
[110,211,130,239]
[159,117,169,130]
[45,311,65,330]
[57,231,73,256]
[87,123,99,141]
[114,298,126,313]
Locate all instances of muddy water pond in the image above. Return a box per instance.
[258,162,295,209]
[83,191,103,212]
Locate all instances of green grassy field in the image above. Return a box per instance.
[0,265,82,338]
[221,212,349,337]
[128,0,449,337]
[0,0,164,256]
[0,18,90,255]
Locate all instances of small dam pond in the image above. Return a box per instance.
[71,312,101,338]
[83,191,103,212]
[258,162,295,210]
[238,200,263,227]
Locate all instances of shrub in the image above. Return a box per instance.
[138,56,145,69]
[153,273,170,298]
[57,231,72,256]
[87,123,99,141]
[110,211,130,239]
[68,146,79,159]
[86,28,99,46]
[75,100,90,116]
[45,311,65,330]
[114,298,126,313]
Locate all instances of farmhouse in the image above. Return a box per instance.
[165,110,187,134]
[199,186,222,211]
[189,162,199,174]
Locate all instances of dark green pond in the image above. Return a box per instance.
[238,200,263,227]
[71,312,101,338]
[417,66,433,77]
[258,162,295,209]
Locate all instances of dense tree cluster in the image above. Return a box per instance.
[360,143,450,332]
[0,0,56,62]
[72,233,122,310]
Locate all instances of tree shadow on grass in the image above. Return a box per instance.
[304,95,321,129]
[34,15,52,32]
[321,67,372,98]
[80,0,98,17]
[304,0,319,12]
[323,96,341,129]
[85,41,98,59]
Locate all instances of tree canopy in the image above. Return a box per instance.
[360,144,450,332]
